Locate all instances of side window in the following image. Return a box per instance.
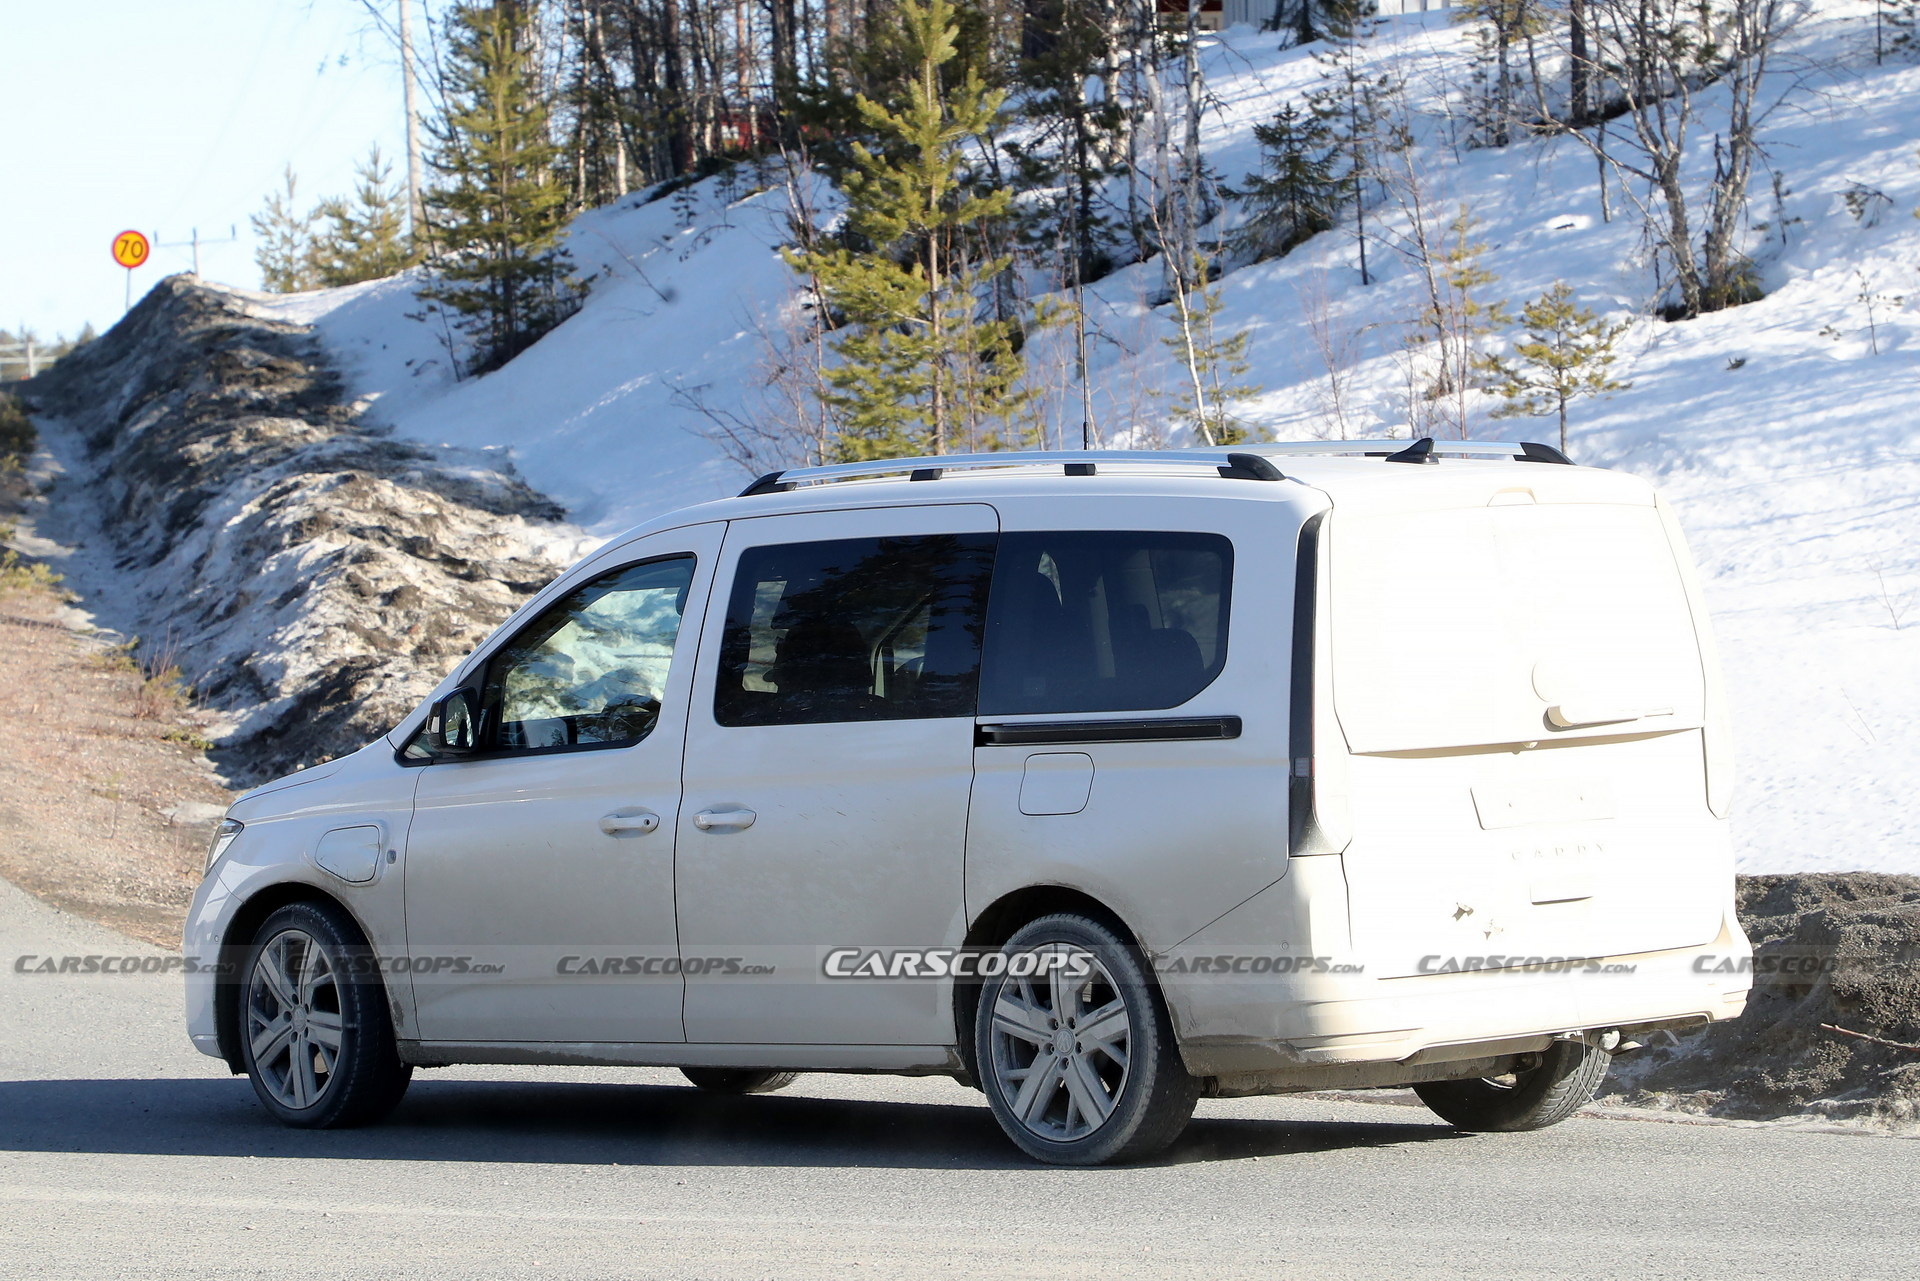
[714,534,996,727]
[979,531,1232,716]
[477,556,696,753]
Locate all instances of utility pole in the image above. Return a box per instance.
[400,0,425,238]
[157,226,239,276]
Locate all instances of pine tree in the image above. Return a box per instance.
[1009,0,1126,285]
[313,146,420,287]
[251,166,322,294]
[1278,0,1376,47]
[416,1,582,373]
[1160,254,1262,446]
[1311,29,1395,286]
[784,0,1010,188]
[784,0,1036,460]
[1460,0,1548,148]
[1480,281,1631,453]
[1226,100,1339,263]
[1880,0,1918,60]
[1005,0,1127,447]
[1423,206,1511,435]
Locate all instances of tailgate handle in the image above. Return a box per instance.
[1546,703,1674,729]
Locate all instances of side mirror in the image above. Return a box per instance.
[429,688,482,757]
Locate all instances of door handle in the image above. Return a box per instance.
[693,808,756,832]
[599,808,661,836]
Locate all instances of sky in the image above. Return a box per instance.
[1,1,414,340]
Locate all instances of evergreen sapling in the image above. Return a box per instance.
[1480,281,1631,453]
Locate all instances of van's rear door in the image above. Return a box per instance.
[1326,477,1729,979]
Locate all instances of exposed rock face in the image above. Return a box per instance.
[31,276,575,783]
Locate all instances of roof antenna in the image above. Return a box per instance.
[1385,437,1437,465]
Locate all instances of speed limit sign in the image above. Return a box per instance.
[111,230,151,269]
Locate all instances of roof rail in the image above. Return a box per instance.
[734,438,1573,498]
[736,450,1287,497]
[1247,438,1574,465]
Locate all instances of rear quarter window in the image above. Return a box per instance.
[979,531,1232,715]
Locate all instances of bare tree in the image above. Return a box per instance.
[1298,268,1365,440]
[1561,0,1798,317]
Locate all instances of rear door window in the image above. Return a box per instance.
[979,531,1232,715]
[713,534,996,727]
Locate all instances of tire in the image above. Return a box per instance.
[974,913,1199,1166]
[680,1067,800,1095]
[237,901,412,1128]
[1413,1039,1612,1132]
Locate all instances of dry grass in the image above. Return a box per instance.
[0,520,69,599]
[0,586,232,946]
[94,635,194,720]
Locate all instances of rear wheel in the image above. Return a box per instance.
[1412,1039,1611,1132]
[238,901,412,1128]
[680,1067,800,1095]
[974,913,1198,1166]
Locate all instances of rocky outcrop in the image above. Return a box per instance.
[29,276,575,783]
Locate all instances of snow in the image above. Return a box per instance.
[243,2,1918,875]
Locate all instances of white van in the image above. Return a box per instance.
[184,440,1751,1165]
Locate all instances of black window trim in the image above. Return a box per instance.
[399,551,699,767]
[975,715,1243,748]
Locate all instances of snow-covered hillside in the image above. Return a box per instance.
[244,4,1919,875]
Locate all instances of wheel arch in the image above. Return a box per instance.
[214,882,377,1073]
[954,885,1144,1087]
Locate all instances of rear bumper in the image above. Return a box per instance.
[1161,913,1752,1081]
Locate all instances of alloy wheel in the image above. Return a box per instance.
[245,928,345,1110]
[986,944,1132,1142]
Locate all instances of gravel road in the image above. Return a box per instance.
[1,872,1914,1281]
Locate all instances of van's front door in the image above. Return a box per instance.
[676,504,997,1047]
[402,523,724,1044]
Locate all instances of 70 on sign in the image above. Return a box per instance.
[112,229,151,310]
[112,230,150,269]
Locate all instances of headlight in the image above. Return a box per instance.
[206,818,243,872]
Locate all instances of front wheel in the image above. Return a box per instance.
[1413,1039,1611,1132]
[974,913,1198,1166]
[238,901,412,1128]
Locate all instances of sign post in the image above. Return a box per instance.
[111,230,151,311]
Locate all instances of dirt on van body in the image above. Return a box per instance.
[1600,873,1920,1129]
